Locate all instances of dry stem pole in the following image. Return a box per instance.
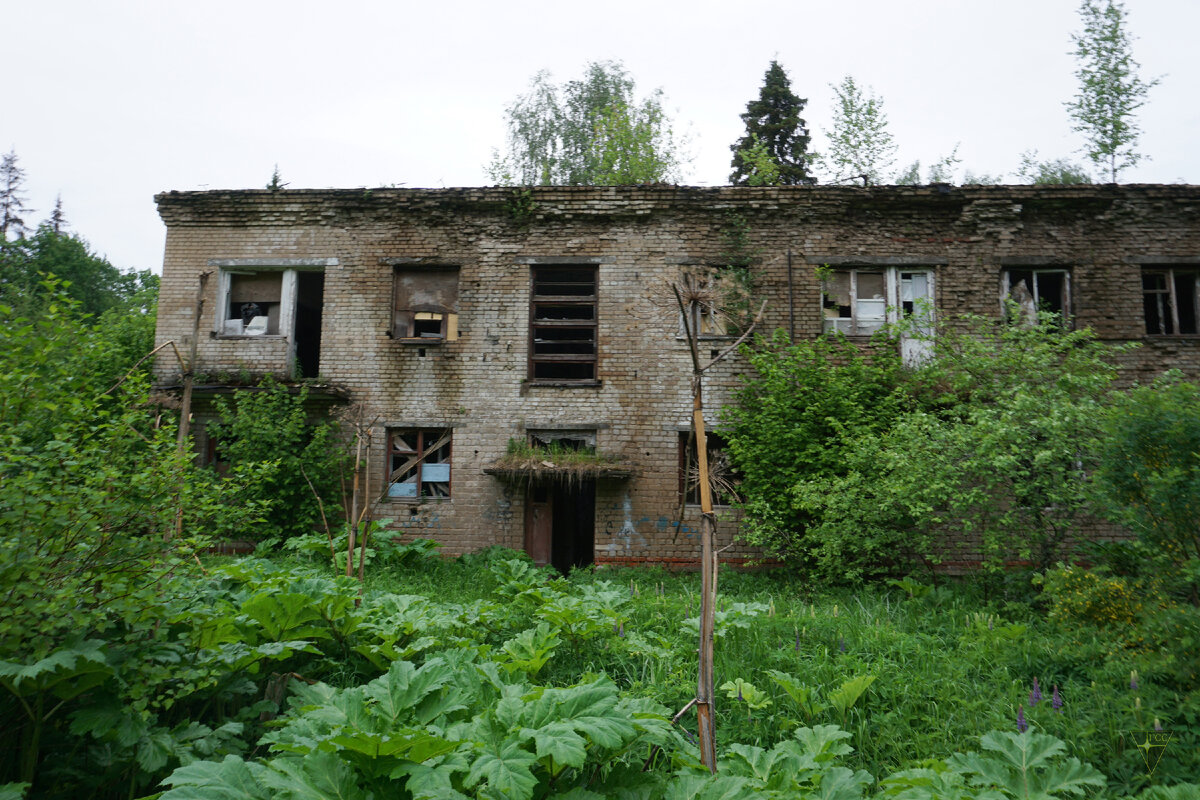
[674,286,718,772]
[172,272,210,541]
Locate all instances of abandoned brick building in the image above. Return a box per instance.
[153,183,1200,570]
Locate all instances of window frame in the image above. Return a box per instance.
[216,268,294,338]
[821,267,935,336]
[1143,267,1200,336]
[528,264,599,384]
[385,428,452,501]
[392,264,460,343]
[1002,268,1072,324]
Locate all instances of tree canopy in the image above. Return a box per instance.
[729,61,814,186]
[814,76,897,185]
[487,61,686,186]
[1066,0,1158,182]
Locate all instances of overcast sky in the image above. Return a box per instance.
[5,0,1196,273]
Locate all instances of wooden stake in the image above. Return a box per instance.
[172,271,210,541]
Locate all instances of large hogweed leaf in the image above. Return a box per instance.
[500,622,561,678]
[946,730,1106,799]
[160,755,271,800]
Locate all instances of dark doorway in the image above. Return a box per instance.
[295,272,325,379]
[523,480,595,574]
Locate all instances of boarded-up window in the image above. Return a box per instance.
[530,266,597,382]
[1144,268,1200,335]
[387,429,451,499]
[393,266,459,340]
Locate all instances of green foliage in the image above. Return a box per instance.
[727,316,1123,578]
[1093,373,1200,564]
[208,378,344,542]
[1066,0,1159,182]
[729,61,815,186]
[732,135,782,186]
[1016,151,1094,185]
[721,329,916,573]
[815,76,897,185]
[0,225,156,319]
[488,60,685,186]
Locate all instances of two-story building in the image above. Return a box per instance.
[153,184,1200,569]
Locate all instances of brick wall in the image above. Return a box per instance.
[153,184,1200,565]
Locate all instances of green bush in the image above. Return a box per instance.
[208,378,344,542]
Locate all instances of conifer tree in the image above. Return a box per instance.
[730,61,814,186]
[1,148,31,240]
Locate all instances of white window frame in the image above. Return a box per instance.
[822,267,935,336]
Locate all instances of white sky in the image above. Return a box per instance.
[5,0,1196,273]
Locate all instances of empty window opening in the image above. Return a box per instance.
[1004,269,1070,326]
[387,428,452,499]
[224,272,282,335]
[393,266,459,341]
[1144,269,1199,335]
[528,429,597,454]
[530,266,597,382]
[679,431,740,507]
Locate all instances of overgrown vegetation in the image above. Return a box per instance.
[724,313,1135,580]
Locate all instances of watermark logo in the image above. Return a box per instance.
[1126,730,1175,776]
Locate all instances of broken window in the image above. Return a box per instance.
[221,271,283,335]
[530,265,597,382]
[1003,269,1070,325]
[679,432,739,506]
[387,428,451,499]
[822,267,933,335]
[1143,268,1200,335]
[393,266,459,341]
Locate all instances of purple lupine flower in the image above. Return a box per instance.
[737,685,744,701]
[1017,706,1027,733]
[1052,685,1063,713]
[795,631,801,652]
[1029,677,1042,706]
[1154,719,1163,732]
[1130,670,1139,691]
[618,623,625,638]
[988,617,994,631]
[838,637,846,653]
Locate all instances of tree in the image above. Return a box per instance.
[47,194,66,234]
[815,76,897,185]
[487,61,685,186]
[725,314,1122,579]
[1016,150,1093,184]
[729,61,814,186]
[1066,0,1159,182]
[0,148,31,239]
[0,224,156,318]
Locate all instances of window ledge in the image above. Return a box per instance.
[393,337,447,344]
[674,335,737,342]
[526,380,603,388]
[213,333,286,340]
[1144,334,1200,339]
[384,497,450,505]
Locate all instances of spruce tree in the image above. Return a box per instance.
[1,148,31,240]
[729,61,814,186]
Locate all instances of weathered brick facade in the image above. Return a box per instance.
[154,184,1200,568]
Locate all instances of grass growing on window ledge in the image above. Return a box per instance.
[487,439,636,484]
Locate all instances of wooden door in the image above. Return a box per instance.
[524,485,552,566]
